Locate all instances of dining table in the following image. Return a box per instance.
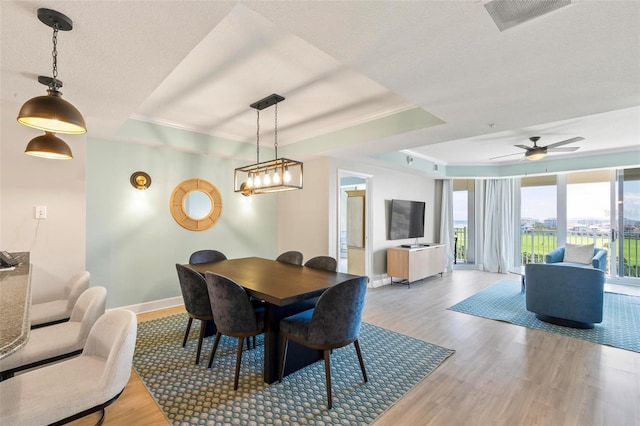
[0,252,31,360]
[188,256,361,383]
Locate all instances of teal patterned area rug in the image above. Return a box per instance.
[449,280,640,353]
[133,313,454,425]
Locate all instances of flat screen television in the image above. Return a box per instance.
[389,199,425,240]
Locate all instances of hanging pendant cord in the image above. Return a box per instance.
[256,109,260,166]
[274,103,278,159]
[50,23,60,90]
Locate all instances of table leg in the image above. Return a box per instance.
[263,303,322,384]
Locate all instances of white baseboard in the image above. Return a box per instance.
[113,296,184,314]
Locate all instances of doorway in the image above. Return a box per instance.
[338,171,370,277]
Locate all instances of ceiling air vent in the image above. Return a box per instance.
[484,0,571,32]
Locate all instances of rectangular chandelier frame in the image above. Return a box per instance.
[234,157,303,195]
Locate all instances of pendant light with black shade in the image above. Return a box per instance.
[18,8,86,160]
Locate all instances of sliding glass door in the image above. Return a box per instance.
[615,168,640,283]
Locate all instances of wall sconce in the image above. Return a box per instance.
[130,171,151,190]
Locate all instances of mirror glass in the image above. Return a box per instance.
[184,190,212,220]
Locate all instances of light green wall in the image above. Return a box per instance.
[86,123,278,308]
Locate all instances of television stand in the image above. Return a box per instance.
[387,244,445,288]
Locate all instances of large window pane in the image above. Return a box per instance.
[521,176,557,264]
[453,179,474,264]
[566,171,610,252]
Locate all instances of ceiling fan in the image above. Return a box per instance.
[491,136,584,161]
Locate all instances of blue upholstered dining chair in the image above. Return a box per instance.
[175,263,214,365]
[304,255,337,272]
[189,249,227,265]
[278,275,369,409]
[204,272,265,390]
[275,251,303,266]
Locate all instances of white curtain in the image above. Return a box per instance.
[439,179,455,271]
[481,178,517,273]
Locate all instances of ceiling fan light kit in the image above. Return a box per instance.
[490,135,584,161]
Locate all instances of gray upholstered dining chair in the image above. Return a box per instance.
[0,286,107,380]
[0,309,137,426]
[278,276,368,409]
[204,272,265,390]
[30,270,90,328]
[189,249,227,265]
[304,256,337,272]
[275,251,303,266]
[176,263,214,365]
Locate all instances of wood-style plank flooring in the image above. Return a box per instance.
[71,270,640,425]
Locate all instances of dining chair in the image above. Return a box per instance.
[298,256,338,310]
[0,286,107,380]
[189,249,227,265]
[204,272,265,390]
[0,309,137,426]
[278,276,368,409]
[275,250,303,266]
[175,263,214,365]
[30,270,90,329]
[304,256,337,272]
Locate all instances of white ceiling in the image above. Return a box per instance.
[1,1,639,167]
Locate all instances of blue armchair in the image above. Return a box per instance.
[525,263,605,328]
[545,246,607,271]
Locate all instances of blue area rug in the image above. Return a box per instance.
[449,280,640,353]
[133,313,454,425]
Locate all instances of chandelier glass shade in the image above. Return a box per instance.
[234,94,303,196]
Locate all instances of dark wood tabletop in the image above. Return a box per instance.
[188,257,359,306]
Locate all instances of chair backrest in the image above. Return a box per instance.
[82,309,137,394]
[204,272,258,334]
[189,250,227,265]
[176,263,213,318]
[307,276,368,346]
[276,251,303,266]
[69,286,107,343]
[304,256,337,272]
[64,271,91,311]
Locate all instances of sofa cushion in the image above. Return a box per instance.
[563,243,594,265]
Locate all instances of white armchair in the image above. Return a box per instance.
[0,286,106,379]
[0,309,137,425]
[31,270,90,328]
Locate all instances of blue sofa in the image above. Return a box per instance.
[545,246,607,271]
[525,263,605,329]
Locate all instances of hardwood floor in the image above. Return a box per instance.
[72,271,640,425]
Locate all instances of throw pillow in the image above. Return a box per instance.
[563,243,594,265]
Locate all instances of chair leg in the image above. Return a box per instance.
[234,337,244,390]
[207,332,222,368]
[354,339,368,383]
[323,349,333,409]
[195,320,206,365]
[182,317,193,347]
[278,337,289,382]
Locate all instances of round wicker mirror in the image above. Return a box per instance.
[170,178,222,231]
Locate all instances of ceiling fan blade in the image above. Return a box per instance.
[490,152,522,160]
[547,147,580,152]
[544,136,585,149]
[514,144,531,150]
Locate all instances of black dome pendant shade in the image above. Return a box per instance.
[25,132,73,160]
[17,8,86,135]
